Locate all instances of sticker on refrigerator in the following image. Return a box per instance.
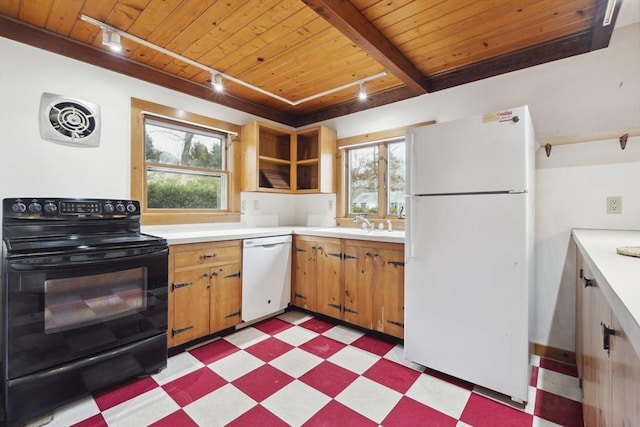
[482,110,514,123]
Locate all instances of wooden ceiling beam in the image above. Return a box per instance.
[301,0,430,95]
[428,31,595,92]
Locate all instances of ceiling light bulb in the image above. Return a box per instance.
[213,73,224,92]
[101,28,122,52]
[358,83,367,101]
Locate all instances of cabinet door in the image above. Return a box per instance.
[209,264,242,333]
[373,248,405,339]
[343,243,374,329]
[293,238,317,311]
[575,249,585,379]
[315,239,343,319]
[611,314,640,427]
[171,269,210,346]
[582,273,613,427]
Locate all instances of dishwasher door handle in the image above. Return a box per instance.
[259,243,285,249]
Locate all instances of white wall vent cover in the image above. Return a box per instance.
[39,92,101,147]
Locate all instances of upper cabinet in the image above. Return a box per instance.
[242,121,335,193]
[295,126,336,193]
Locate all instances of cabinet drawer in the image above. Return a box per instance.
[172,241,241,268]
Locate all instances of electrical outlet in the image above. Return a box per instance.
[253,199,260,210]
[328,200,334,210]
[607,196,622,214]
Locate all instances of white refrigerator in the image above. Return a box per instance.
[404,105,535,403]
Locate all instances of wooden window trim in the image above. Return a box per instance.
[336,120,435,229]
[131,98,242,225]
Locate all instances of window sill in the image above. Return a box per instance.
[141,211,241,226]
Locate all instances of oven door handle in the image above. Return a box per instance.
[8,247,168,271]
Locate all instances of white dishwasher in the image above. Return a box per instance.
[242,235,292,323]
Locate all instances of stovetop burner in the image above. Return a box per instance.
[2,197,166,255]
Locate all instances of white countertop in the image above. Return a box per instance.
[141,224,405,245]
[572,228,640,357]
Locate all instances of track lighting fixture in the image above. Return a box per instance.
[101,28,122,52]
[213,73,224,92]
[82,15,386,105]
[358,83,367,101]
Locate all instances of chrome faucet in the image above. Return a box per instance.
[353,215,374,229]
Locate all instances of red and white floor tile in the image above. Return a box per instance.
[43,311,583,426]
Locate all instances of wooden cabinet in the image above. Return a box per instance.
[292,235,404,339]
[241,121,335,193]
[576,249,640,426]
[343,240,404,338]
[372,246,405,339]
[293,237,317,311]
[292,236,341,314]
[314,238,343,319]
[342,242,374,329]
[168,240,242,347]
[610,315,640,427]
[295,126,336,193]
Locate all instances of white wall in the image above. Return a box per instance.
[1,20,639,352]
[240,192,336,227]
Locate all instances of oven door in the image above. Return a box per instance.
[3,244,168,380]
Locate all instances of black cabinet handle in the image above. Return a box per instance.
[172,325,193,336]
[580,269,596,288]
[388,261,405,267]
[601,322,615,355]
[172,281,193,291]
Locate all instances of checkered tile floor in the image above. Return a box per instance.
[43,311,583,426]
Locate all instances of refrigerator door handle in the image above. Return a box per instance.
[405,196,414,261]
[407,133,414,194]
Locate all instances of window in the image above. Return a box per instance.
[387,141,405,216]
[348,145,379,215]
[131,98,241,225]
[144,118,227,210]
[346,138,405,218]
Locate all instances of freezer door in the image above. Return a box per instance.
[407,106,533,195]
[404,193,531,401]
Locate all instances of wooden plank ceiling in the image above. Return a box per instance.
[0,0,619,127]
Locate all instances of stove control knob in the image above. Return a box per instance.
[126,203,137,213]
[43,202,57,214]
[12,202,26,213]
[115,203,126,213]
[28,202,42,213]
[103,203,115,213]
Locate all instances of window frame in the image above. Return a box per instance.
[336,121,435,229]
[131,98,242,225]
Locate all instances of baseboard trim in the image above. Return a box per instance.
[533,343,576,365]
